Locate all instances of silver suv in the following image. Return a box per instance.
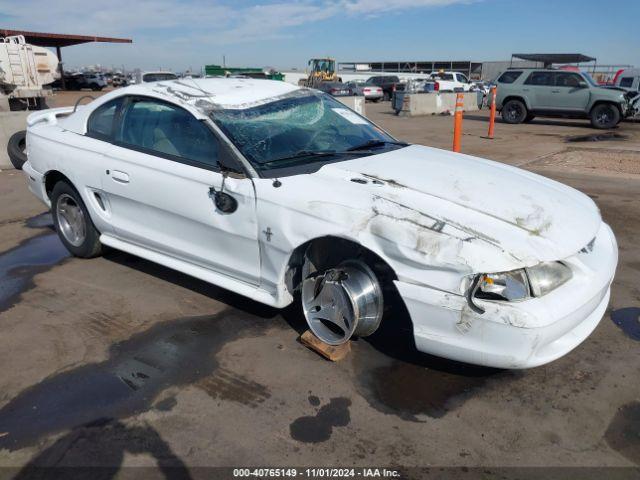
[495,69,631,129]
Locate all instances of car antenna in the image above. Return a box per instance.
[272,178,282,188]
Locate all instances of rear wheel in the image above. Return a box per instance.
[7,130,27,170]
[301,256,383,346]
[51,181,103,258]
[501,99,528,124]
[590,103,620,129]
[524,114,536,123]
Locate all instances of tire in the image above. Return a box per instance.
[7,130,27,170]
[51,181,103,258]
[35,97,49,110]
[501,99,528,124]
[590,103,620,129]
[90,84,102,91]
[524,114,536,123]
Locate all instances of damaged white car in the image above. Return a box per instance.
[23,79,618,368]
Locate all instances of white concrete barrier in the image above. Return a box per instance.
[336,96,366,117]
[396,92,480,117]
[0,111,29,169]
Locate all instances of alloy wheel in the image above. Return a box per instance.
[56,193,86,247]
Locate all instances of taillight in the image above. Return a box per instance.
[392,84,396,92]
[434,81,440,91]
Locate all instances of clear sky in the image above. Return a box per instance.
[1,0,638,72]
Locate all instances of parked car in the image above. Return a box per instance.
[78,73,108,91]
[346,80,383,102]
[52,72,107,91]
[494,68,633,129]
[314,81,352,97]
[366,75,400,101]
[111,75,128,88]
[425,71,474,92]
[23,79,617,369]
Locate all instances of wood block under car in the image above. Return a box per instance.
[300,330,351,362]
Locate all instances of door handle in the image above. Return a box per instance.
[551,90,560,93]
[111,170,130,184]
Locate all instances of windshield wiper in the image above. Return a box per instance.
[347,140,409,151]
[260,142,409,168]
[261,150,339,167]
[262,148,378,167]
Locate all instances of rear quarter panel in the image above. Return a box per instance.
[27,123,113,233]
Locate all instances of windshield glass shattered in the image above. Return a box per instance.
[209,89,405,171]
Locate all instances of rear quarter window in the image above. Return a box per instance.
[87,98,123,140]
[497,71,523,84]
[619,77,634,88]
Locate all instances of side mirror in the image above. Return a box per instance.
[214,191,238,213]
[578,81,588,88]
[209,184,238,214]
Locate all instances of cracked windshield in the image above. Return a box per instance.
[211,90,405,170]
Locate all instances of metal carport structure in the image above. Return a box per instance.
[0,29,132,89]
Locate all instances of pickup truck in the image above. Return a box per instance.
[426,71,474,92]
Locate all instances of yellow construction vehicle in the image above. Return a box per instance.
[304,58,338,87]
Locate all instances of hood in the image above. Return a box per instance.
[315,145,601,267]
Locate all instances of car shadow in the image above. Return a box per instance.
[103,248,279,320]
[104,249,497,379]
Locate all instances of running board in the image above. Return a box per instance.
[99,234,286,308]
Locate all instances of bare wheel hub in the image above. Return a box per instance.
[302,260,383,345]
[56,193,86,247]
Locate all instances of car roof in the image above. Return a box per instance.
[60,78,304,135]
[122,78,301,109]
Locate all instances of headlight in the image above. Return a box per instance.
[475,270,530,301]
[526,261,572,297]
[467,262,573,313]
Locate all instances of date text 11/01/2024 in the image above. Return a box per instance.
[232,468,401,478]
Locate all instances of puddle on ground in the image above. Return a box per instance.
[289,397,351,443]
[359,360,489,421]
[0,233,70,314]
[605,402,640,465]
[0,312,271,451]
[566,132,627,143]
[350,317,502,422]
[611,308,640,341]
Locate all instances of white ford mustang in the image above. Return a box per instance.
[23,78,618,368]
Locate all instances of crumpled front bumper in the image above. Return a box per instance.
[394,222,618,369]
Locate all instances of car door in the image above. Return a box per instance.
[100,95,261,285]
[552,72,591,111]
[522,71,555,109]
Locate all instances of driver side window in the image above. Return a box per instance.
[116,97,220,170]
